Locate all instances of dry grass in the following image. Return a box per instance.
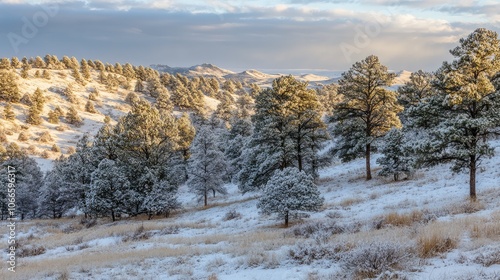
[382,210,424,227]
[339,197,364,208]
[417,221,460,258]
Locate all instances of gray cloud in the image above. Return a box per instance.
[0,1,497,72]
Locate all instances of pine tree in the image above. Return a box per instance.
[87,159,130,221]
[187,126,227,206]
[32,87,45,112]
[142,180,179,219]
[85,100,97,113]
[398,70,434,109]
[176,113,196,160]
[154,88,174,113]
[111,100,181,214]
[80,59,92,80]
[237,75,327,193]
[66,106,83,126]
[20,64,29,79]
[10,57,21,69]
[64,84,78,104]
[257,167,323,227]
[409,28,500,199]
[39,164,72,219]
[26,103,42,125]
[0,153,43,220]
[376,128,415,181]
[0,58,11,70]
[330,55,402,180]
[0,70,21,102]
[48,109,60,124]
[3,103,15,120]
[214,96,234,125]
[42,69,51,80]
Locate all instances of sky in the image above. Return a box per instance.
[0,0,499,72]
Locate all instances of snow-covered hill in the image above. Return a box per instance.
[2,139,499,279]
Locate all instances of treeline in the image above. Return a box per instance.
[1,28,500,224]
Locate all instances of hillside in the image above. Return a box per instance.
[1,140,499,279]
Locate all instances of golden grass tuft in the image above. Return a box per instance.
[382,210,424,227]
[417,221,460,258]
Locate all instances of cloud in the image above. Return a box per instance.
[0,1,497,72]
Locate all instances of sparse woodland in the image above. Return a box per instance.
[0,28,500,279]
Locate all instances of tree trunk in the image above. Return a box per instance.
[365,143,372,180]
[470,156,477,200]
[204,189,208,206]
[297,133,303,171]
[111,210,115,222]
[284,211,289,227]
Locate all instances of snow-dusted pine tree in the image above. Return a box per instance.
[187,126,227,206]
[257,167,324,227]
[409,28,500,199]
[88,159,130,221]
[330,55,402,180]
[376,128,415,181]
[0,70,20,102]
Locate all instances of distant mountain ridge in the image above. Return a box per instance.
[151,63,412,86]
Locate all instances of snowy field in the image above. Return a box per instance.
[1,140,500,280]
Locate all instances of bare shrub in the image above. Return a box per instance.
[80,217,97,228]
[207,273,219,280]
[122,225,152,242]
[342,242,415,279]
[287,220,359,239]
[339,197,364,208]
[51,144,61,153]
[14,240,46,257]
[160,225,180,235]
[27,145,38,155]
[37,131,53,142]
[288,241,352,264]
[41,150,51,159]
[56,124,70,131]
[448,200,485,215]
[66,146,76,155]
[474,246,500,267]
[223,209,241,221]
[18,131,30,141]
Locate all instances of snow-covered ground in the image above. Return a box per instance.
[2,140,499,280]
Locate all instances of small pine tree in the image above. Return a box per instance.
[65,106,83,126]
[18,131,30,141]
[51,144,60,153]
[42,69,51,80]
[187,126,227,206]
[87,159,130,221]
[88,92,98,101]
[125,92,139,105]
[80,59,91,80]
[37,131,53,142]
[48,110,60,124]
[32,88,45,112]
[376,128,415,181]
[0,70,21,102]
[64,84,78,104]
[0,58,11,69]
[34,70,41,78]
[26,104,42,125]
[257,167,324,227]
[20,67,29,79]
[3,103,15,120]
[85,100,97,113]
[103,115,111,124]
